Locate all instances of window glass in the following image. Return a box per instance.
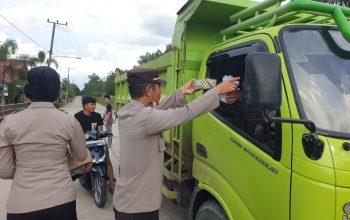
[282,28,350,134]
[207,43,280,152]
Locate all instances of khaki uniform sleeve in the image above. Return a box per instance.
[146,89,220,135]
[0,118,15,179]
[156,89,187,110]
[68,119,88,161]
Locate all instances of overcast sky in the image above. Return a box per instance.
[0,0,188,89]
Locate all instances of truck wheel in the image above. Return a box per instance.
[195,200,228,220]
[92,173,107,207]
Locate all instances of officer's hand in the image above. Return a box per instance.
[181,79,198,95]
[214,77,240,95]
[80,162,92,174]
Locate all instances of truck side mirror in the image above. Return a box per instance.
[244,53,324,160]
[244,52,282,110]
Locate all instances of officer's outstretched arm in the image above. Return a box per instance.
[146,89,219,135]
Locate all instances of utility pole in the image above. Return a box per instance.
[47,19,67,67]
[66,67,70,101]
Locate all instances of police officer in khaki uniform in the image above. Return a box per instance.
[113,68,240,220]
[0,66,87,220]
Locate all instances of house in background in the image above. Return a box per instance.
[0,60,28,105]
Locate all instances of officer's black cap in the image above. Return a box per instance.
[127,68,167,86]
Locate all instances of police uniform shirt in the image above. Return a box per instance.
[0,102,87,214]
[113,89,220,213]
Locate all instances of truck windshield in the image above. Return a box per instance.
[282,27,350,135]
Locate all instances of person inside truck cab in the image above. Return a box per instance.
[113,68,240,220]
[74,96,115,193]
[216,72,277,149]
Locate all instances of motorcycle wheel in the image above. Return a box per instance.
[92,173,107,207]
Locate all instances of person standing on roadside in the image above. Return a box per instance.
[103,94,113,147]
[0,66,88,220]
[113,68,240,220]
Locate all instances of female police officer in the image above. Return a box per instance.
[0,66,87,220]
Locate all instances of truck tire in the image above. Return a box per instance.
[92,173,107,207]
[195,200,228,220]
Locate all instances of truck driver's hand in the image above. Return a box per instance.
[226,90,243,104]
[181,78,198,95]
[214,77,240,95]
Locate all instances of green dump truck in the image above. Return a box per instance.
[115,0,350,219]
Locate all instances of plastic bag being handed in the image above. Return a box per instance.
[220,75,239,103]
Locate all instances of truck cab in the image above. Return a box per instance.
[191,23,350,220]
[115,0,350,219]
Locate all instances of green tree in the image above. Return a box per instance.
[17,50,59,69]
[0,39,18,60]
[105,71,116,95]
[61,78,80,101]
[137,49,162,65]
[4,61,28,104]
[69,83,80,97]
[81,73,105,97]
[0,40,27,104]
[47,57,59,69]
[315,0,350,6]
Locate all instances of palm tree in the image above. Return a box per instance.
[37,51,59,68]
[0,39,18,60]
[37,50,46,64]
[16,54,39,68]
[48,57,59,69]
[17,50,59,69]
[0,39,20,104]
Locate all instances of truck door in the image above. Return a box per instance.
[192,34,292,220]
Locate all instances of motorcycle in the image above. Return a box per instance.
[78,130,111,207]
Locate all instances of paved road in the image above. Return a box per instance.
[0,97,188,220]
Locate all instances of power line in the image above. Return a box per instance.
[0,14,47,50]
[53,50,85,57]
[0,15,84,61]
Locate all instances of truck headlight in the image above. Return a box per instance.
[343,203,350,214]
